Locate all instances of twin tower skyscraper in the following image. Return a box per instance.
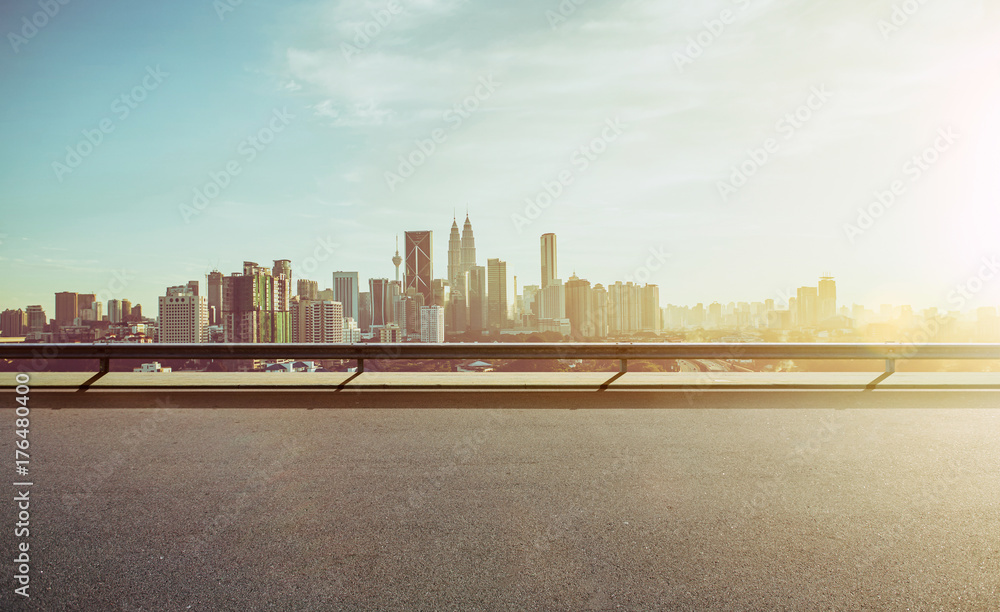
[400,213,474,307]
[395,212,482,334]
[444,213,489,332]
[447,213,477,293]
[400,213,517,334]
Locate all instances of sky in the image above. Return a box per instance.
[1,0,999,318]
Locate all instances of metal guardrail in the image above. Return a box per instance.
[2,343,999,374]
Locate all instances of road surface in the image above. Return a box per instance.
[2,401,998,610]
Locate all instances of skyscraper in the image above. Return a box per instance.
[641,285,661,332]
[448,290,467,333]
[158,285,209,343]
[404,231,433,306]
[297,279,318,301]
[487,258,508,330]
[108,299,123,324]
[87,301,103,321]
[466,266,487,332]
[539,279,565,321]
[0,309,26,337]
[304,300,344,343]
[591,284,608,338]
[522,285,539,315]
[271,261,291,313]
[272,260,292,284]
[369,278,391,328]
[797,286,819,327]
[540,233,557,290]
[387,280,402,324]
[332,271,360,321]
[207,270,223,325]
[818,276,837,323]
[448,216,462,290]
[431,278,450,308]
[564,275,593,338]
[450,214,475,333]
[707,302,723,329]
[358,292,371,333]
[420,305,445,343]
[222,262,292,343]
[393,294,410,335]
[400,289,425,335]
[289,296,309,342]
[55,292,78,325]
[608,282,641,334]
[78,293,96,320]
[460,214,476,277]
[26,305,46,333]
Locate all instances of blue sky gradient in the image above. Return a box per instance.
[2,0,999,316]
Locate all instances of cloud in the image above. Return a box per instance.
[310,98,396,126]
[262,0,1000,303]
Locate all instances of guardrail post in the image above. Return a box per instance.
[357,358,365,374]
[884,358,895,374]
[620,359,628,374]
[100,357,110,374]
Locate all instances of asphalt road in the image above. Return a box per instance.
[2,402,999,610]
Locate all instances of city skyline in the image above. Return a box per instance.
[4,212,1000,343]
[2,1,999,318]
[5,226,1000,329]
[4,212,1000,319]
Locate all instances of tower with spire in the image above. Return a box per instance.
[460,210,476,277]
[448,215,462,290]
[391,235,402,283]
